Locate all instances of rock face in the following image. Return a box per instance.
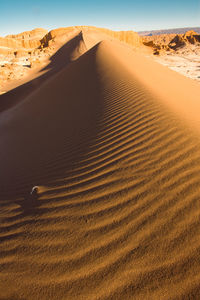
[169,35,186,50]
[88,27,141,47]
[0,28,48,55]
[0,37,22,50]
[142,31,200,54]
[0,37,38,55]
[143,34,176,46]
[169,31,200,49]
[6,28,48,40]
[183,31,200,44]
[143,35,173,55]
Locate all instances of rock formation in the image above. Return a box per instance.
[88,27,141,47]
[6,28,48,40]
[142,31,200,54]
[0,28,48,55]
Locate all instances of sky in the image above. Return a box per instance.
[0,0,199,36]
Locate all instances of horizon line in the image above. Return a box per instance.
[1,24,200,37]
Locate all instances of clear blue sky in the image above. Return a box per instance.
[0,0,199,36]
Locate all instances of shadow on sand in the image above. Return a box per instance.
[0,31,85,113]
[0,41,106,221]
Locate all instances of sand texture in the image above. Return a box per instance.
[1,32,200,300]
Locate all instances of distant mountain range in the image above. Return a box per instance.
[138,27,200,36]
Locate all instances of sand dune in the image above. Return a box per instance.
[1,33,200,300]
[0,32,87,113]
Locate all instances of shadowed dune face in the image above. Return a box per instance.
[1,38,200,300]
[0,42,104,195]
[0,32,87,113]
[0,26,141,97]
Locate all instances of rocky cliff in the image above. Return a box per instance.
[142,31,200,54]
[0,28,48,54]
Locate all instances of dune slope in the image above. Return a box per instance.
[1,40,200,300]
[0,31,87,113]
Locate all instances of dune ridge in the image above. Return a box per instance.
[0,37,200,300]
[0,31,87,113]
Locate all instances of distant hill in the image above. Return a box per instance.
[138,27,200,36]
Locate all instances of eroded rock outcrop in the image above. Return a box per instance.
[183,31,200,44]
[142,31,200,54]
[91,27,141,47]
[6,28,48,40]
[0,28,48,55]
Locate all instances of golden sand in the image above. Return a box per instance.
[0,31,200,300]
